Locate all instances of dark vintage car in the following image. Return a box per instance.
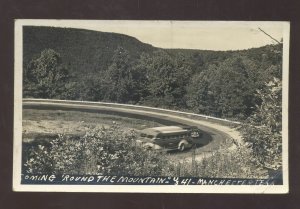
[136,126,203,151]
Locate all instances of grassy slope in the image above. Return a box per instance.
[23,109,163,142]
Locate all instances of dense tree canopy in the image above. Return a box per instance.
[24,49,69,98]
[23,43,282,121]
[239,78,282,169]
[186,56,265,119]
[102,47,134,103]
[135,50,193,108]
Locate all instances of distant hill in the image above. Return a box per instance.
[23,26,156,75]
[23,26,281,76]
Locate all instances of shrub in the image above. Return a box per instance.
[23,124,170,176]
[164,139,268,178]
[239,78,282,169]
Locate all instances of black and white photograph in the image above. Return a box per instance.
[13,20,289,193]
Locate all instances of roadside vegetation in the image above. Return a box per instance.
[24,125,171,176]
[23,125,268,178]
[165,139,268,178]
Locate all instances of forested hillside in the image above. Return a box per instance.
[23,26,282,121]
[23,26,155,74]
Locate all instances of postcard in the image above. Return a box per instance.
[13,20,289,193]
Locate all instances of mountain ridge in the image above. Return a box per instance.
[23,26,156,74]
[24,26,280,75]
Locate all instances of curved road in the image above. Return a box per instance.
[23,99,242,161]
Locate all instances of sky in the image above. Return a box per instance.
[20,20,288,51]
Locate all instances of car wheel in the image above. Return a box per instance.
[179,143,185,151]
